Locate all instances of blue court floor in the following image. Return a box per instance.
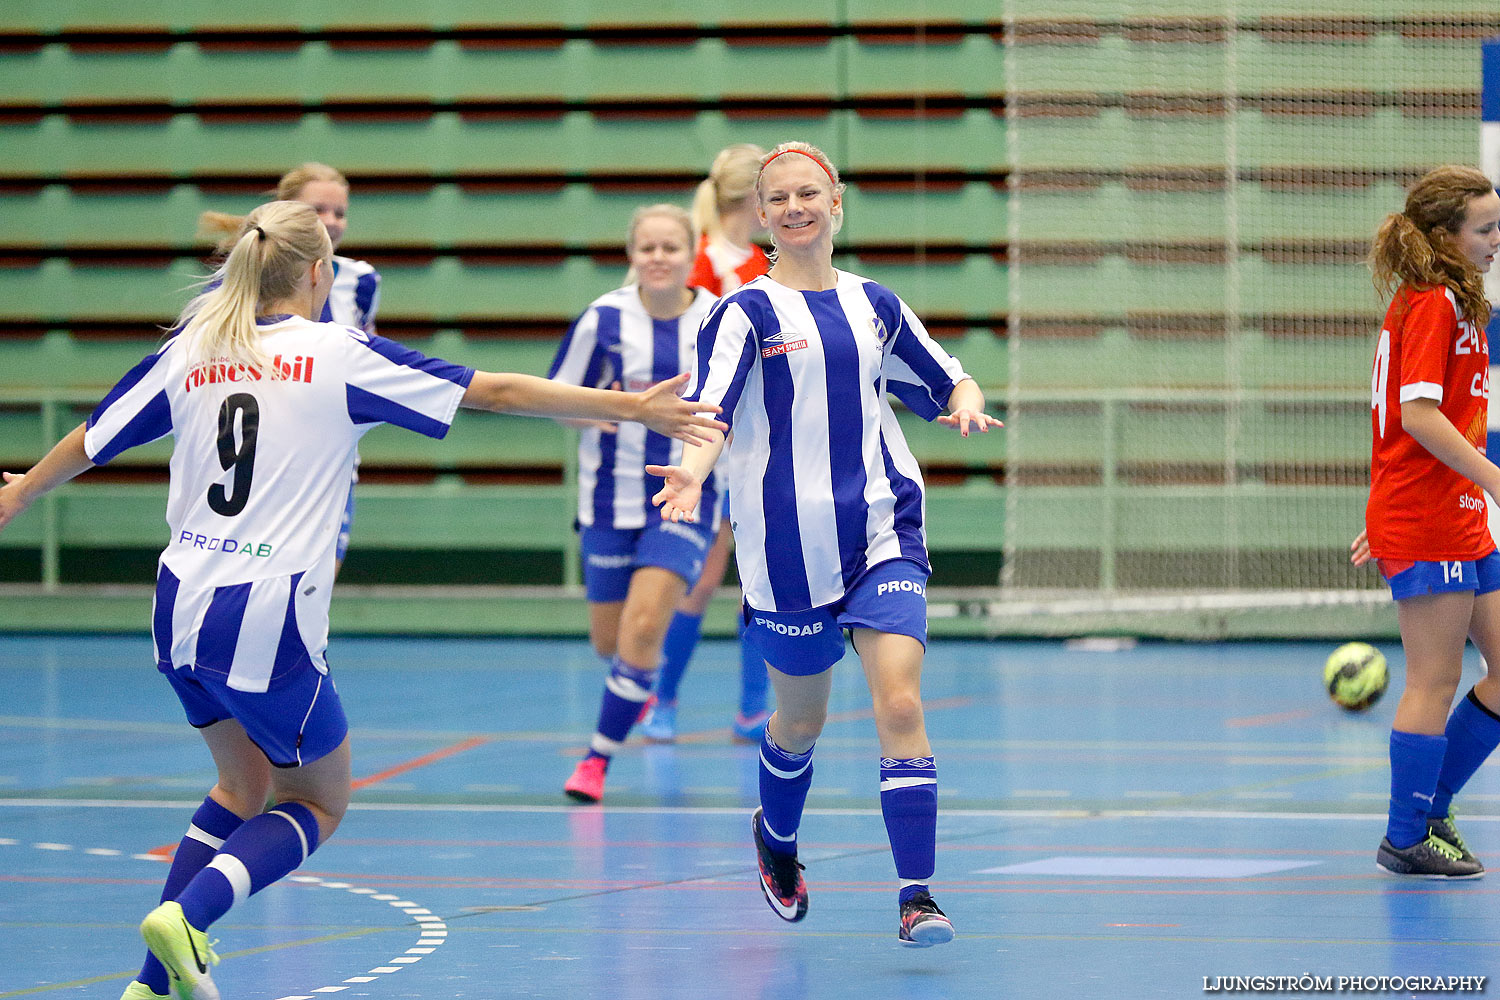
[2,634,1498,999]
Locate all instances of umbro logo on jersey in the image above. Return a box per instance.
[761,332,809,359]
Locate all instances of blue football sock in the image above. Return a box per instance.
[899,883,932,905]
[654,612,703,704]
[738,628,769,717]
[758,729,814,857]
[881,757,938,887]
[139,796,245,993]
[1432,690,1500,817]
[588,655,655,759]
[175,802,320,930]
[1387,730,1447,849]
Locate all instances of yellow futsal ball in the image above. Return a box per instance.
[1323,642,1389,712]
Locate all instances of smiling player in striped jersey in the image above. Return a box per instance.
[0,201,723,1000]
[552,204,722,803]
[650,141,1001,946]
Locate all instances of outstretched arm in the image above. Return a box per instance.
[935,378,1004,437]
[0,423,94,534]
[647,428,726,523]
[461,372,724,445]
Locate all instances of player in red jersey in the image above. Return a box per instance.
[1354,165,1500,878]
[687,143,771,297]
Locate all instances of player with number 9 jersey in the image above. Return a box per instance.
[0,200,728,1000]
[1367,284,1493,562]
[86,314,470,692]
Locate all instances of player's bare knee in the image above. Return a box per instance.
[873,690,925,736]
[772,712,825,751]
[212,779,271,819]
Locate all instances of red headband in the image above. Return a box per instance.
[761,148,837,187]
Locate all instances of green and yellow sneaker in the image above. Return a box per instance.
[1428,812,1483,870]
[1376,833,1484,879]
[119,982,170,1000]
[139,901,220,1000]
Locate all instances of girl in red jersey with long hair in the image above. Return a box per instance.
[1354,164,1500,878]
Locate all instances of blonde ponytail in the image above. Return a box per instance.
[174,201,332,370]
[691,143,765,243]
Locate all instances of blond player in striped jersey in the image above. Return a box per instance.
[651,141,1000,945]
[0,201,722,1000]
[200,163,379,571]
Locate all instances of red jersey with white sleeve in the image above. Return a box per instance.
[1366,284,1493,561]
[688,233,770,296]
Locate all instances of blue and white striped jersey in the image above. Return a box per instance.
[548,285,720,530]
[206,254,377,334]
[83,315,473,690]
[688,270,969,613]
[321,254,380,333]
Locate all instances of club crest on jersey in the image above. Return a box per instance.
[761,330,809,358]
[870,314,892,346]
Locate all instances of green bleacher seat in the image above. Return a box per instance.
[2,0,850,33]
[7,3,1446,606]
[0,180,1007,252]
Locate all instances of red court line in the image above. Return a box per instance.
[1225,708,1319,728]
[566,694,979,749]
[352,735,491,791]
[146,735,492,855]
[826,694,975,726]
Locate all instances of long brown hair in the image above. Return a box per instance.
[1369,165,1495,327]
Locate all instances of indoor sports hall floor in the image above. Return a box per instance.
[3,634,1498,999]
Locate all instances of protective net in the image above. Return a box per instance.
[994,2,1498,633]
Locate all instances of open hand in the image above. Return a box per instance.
[936,408,1004,438]
[636,373,725,445]
[646,463,702,522]
[0,471,28,534]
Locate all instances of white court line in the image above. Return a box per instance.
[14,840,448,998]
[2,796,1497,822]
